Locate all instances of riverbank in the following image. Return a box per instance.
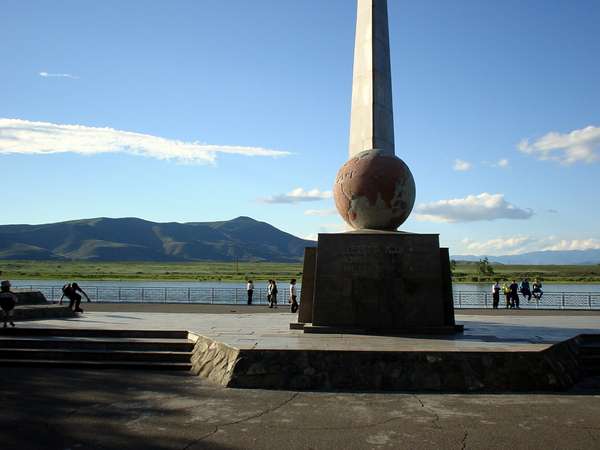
[1,260,600,283]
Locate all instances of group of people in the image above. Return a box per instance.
[491,278,544,309]
[246,279,298,313]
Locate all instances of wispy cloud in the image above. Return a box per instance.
[304,208,337,217]
[453,159,472,171]
[496,158,509,168]
[518,125,600,165]
[39,71,78,79]
[262,188,332,204]
[462,236,533,255]
[457,235,600,255]
[0,118,290,164]
[542,239,600,251]
[415,193,533,223]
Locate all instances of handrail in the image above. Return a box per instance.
[11,284,600,310]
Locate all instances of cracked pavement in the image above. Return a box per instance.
[2,368,600,450]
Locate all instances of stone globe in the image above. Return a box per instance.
[333,149,416,231]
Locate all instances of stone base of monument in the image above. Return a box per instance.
[294,231,462,335]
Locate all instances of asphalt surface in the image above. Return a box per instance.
[2,368,600,450]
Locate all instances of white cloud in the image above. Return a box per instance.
[496,158,509,168]
[415,193,533,223]
[541,239,600,251]
[39,71,78,79]
[462,236,532,255]
[518,125,600,165]
[304,208,337,217]
[262,188,332,204]
[0,118,290,164]
[455,235,600,256]
[453,159,472,171]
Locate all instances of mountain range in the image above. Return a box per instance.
[0,216,597,264]
[452,250,600,265]
[0,216,314,262]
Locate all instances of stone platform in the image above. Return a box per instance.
[11,304,77,322]
[14,309,600,392]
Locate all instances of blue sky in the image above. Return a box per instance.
[1,0,599,256]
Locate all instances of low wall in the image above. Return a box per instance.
[188,334,585,392]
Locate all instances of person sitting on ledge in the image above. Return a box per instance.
[0,280,18,328]
[532,279,544,300]
[60,282,91,313]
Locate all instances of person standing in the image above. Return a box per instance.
[0,280,18,328]
[492,281,500,309]
[289,279,299,313]
[246,280,254,305]
[268,280,278,308]
[502,283,511,308]
[510,280,520,309]
[266,279,273,307]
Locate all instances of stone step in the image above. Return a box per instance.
[0,337,194,352]
[0,328,188,339]
[0,359,192,371]
[0,349,192,363]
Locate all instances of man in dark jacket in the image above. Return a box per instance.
[509,280,520,309]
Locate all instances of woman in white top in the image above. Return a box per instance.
[246,280,254,305]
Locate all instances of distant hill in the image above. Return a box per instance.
[0,216,314,262]
[453,249,600,265]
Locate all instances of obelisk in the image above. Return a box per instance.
[348,0,395,157]
[295,0,461,334]
[334,0,415,232]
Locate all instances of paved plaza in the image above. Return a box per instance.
[3,308,600,449]
[2,366,600,450]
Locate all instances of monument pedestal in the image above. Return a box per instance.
[294,231,462,335]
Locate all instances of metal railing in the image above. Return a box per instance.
[13,285,296,306]
[453,291,600,310]
[12,284,600,310]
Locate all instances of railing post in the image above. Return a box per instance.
[458,292,462,308]
[561,293,565,309]
[118,287,122,302]
[164,288,167,303]
[188,288,191,303]
[211,288,214,304]
[235,288,238,304]
[589,294,592,310]
[484,293,488,308]
[142,288,145,302]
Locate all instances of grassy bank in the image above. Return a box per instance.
[1,260,599,283]
[0,260,303,282]
[453,262,600,284]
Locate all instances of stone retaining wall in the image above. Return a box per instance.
[190,335,586,392]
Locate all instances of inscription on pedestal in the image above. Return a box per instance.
[312,232,448,331]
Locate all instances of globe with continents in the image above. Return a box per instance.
[333,149,416,231]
